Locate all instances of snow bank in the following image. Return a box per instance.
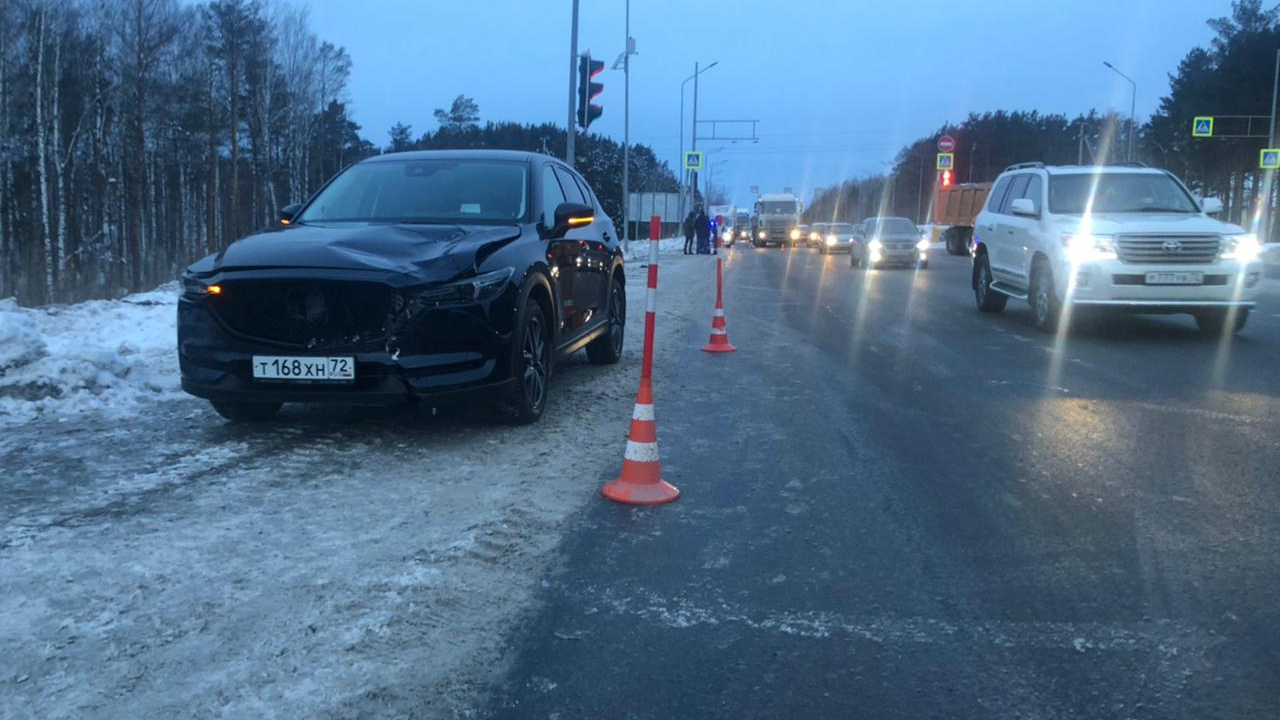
[0,284,183,424]
[623,236,688,262]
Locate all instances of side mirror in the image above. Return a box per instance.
[1009,198,1038,217]
[1201,197,1224,215]
[549,202,594,238]
[280,203,303,226]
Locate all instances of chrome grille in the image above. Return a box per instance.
[1116,235,1220,264]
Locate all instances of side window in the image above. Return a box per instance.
[553,167,587,205]
[1023,175,1044,213]
[1000,175,1031,214]
[569,171,596,209]
[541,165,567,225]
[988,176,1014,214]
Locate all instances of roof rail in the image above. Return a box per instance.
[1003,162,1046,172]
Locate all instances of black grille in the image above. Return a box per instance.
[1116,236,1220,264]
[211,279,394,349]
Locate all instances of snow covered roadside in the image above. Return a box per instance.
[0,285,183,424]
[0,253,716,720]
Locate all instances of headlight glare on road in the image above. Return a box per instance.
[1222,233,1261,262]
[1062,233,1117,263]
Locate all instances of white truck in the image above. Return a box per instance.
[753,193,803,248]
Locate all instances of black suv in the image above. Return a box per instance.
[178,150,626,424]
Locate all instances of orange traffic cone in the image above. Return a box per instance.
[602,379,680,505]
[701,258,737,353]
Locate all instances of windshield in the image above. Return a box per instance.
[829,223,855,233]
[1048,172,1197,214]
[759,201,798,215]
[865,218,917,235]
[297,159,529,224]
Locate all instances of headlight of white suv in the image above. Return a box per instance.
[868,239,883,251]
[1061,233,1117,263]
[825,234,837,245]
[1222,233,1261,262]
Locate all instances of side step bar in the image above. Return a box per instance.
[989,281,1028,301]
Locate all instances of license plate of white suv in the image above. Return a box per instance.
[1145,271,1203,285]
[252,356,355,382]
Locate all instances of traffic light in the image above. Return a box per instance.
[941,169,952,187]
[577,53,604,129]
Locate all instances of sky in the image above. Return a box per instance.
[304,0,1237,208]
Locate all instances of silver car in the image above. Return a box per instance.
[851,216,929,269]
[818,222,857,254]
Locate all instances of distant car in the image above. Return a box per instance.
[972,162,1263,334]
[851,217,929,269]
[807,223,827,248]
[818,222,857,253]
[179,150,626,425]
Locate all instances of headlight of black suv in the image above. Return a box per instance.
[405,267,515,307]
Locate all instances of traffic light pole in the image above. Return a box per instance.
[691,61,700,207]
[622,0,631,243]
[566,0,579,167]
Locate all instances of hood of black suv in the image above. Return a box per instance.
[201,223,522,281]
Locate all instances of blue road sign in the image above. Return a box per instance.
[936,153,954,170]
[1260,149,1280,170]
[1192,117,1214,138]
[684,151,704,170]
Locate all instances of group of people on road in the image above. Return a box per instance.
[682,208,718,255]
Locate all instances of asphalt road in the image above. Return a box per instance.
[484,246,1280,720]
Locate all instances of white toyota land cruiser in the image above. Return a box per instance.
[971,162,1264,334]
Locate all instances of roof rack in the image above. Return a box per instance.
[1106,161,1149,168]
[1003,162,1046,172]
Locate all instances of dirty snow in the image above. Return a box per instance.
[0,284,182,424]
[0,254,715,720]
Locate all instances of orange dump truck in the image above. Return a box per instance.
[933,182,991,255]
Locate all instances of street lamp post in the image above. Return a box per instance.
[566,0,579,166]
[679,60,717,215]
[1103,61,1136,162]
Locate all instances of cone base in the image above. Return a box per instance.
[701,342,737,353]
[602,477,681,505]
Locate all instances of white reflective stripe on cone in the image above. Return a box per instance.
[624,440,660,462]
[713,309,725,317]
[632,403,655,421]
[710,328,727,336]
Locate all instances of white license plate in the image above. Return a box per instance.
[1145,271,1203,285]
[251,356,355,382]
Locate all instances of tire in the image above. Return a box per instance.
[944,228,964,256]
[1030,262,1062,333]
[211,400,281,423]
[973,253,1007,313]
[586,274,625,364]
[1195,308,1249,336]
[500,301,551,424]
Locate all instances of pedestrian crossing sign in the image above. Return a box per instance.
[684,151,704,170]
[936,153,954,170]
[1260,149,1280,169]
[1192,116,1214,137]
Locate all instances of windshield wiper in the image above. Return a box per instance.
[1132,207,1194,213]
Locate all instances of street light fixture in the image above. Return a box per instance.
[1103,61,1137,162]
[679,61,717,214]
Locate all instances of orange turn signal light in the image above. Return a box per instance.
[567,215,594,227]
[207,284,223,295]
[280,219,291,226]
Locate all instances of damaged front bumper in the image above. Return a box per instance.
[178,268,521,406]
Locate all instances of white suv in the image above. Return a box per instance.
[972,162,1265,334]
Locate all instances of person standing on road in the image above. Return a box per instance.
[683,211,696,255]
[695,209,711,255]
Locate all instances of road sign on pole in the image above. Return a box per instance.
[1193,116,1214,137]
[1260,148,1280,169]
[937,135,956,153]
[936,153,954,170]
[684,151,704,170]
